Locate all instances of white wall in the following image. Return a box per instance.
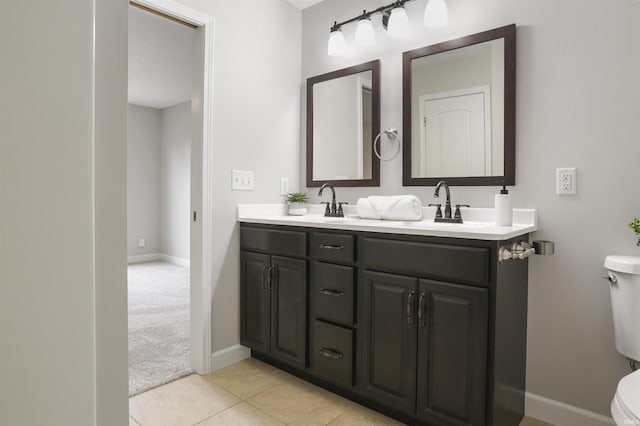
[170,0,302,354]
[161,101,191,260]
[127,102,190,261]
[128,104,162,256]
[301,0,640,421]
[1,0,128,424]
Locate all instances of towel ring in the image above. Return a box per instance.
[373,128,401,161]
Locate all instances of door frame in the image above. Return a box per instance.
[130,0,215,374]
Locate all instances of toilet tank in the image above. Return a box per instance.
[605,255,640,361]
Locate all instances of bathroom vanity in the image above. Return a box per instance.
[238,205,536,426]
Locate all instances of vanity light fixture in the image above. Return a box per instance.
[327,0,448,56]
[354,13,376,47]
[327,25,347,56]
[386,6,410,38]
[424,0,449,28]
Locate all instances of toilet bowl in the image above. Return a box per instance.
[605,255,640,425]
[611,368,640,425]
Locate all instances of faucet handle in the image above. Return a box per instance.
[428,203,443,219]
[337,202,348,216]
[321,202,331,216]
[454,204,470,220]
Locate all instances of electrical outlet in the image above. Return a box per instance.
[556,167,577,195]
[231,170,254,191]
[280,177,289,195]
[138,238,146,248]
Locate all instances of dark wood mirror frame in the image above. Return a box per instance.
[402,24,516,186]
[306,60,381,188]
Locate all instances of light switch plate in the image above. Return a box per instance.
[232,170,254,191]
[280,177,289,195]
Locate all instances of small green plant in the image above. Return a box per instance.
[629,217,640,247]
[286,192,308,203]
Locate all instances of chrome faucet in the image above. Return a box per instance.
[318,183,344,217]
[433,180,467,223]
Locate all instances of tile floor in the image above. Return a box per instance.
[129,358,554,426]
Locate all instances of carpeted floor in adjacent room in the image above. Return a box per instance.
[128,260,193,396]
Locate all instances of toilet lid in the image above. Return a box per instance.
[605,255,640,274]
[618,369,640,419]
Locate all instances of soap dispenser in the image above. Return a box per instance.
[495,182,512,226]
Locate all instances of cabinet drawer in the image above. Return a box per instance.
[311,232,354,263]
[361,237,490,285]
[241,226,307,257]
[312,262,354,326]
[312,321,353,388]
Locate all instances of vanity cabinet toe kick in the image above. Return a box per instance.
[240,222,529,426]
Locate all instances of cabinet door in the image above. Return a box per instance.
[360,270,418,414]
[270,255,307,368]
[240,251,271,352]
[416,280,488,425]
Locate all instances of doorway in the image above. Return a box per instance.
[126,0,215,394]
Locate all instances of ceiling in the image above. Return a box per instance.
[128,1,325,109]
[285,0,326,9]
[128,6,194,109]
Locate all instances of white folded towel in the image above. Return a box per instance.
[357,195,423,221]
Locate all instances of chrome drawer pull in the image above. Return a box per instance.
[318,347,344,359]
[319,288,344,297]
[319,244,344,250]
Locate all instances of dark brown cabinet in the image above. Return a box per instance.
[360,272,488,425]
[360,271,418,413]
[240,223,528,426]
[240,227,307,369]
[415,279,488,426]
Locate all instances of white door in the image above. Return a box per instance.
[419,87,491,177]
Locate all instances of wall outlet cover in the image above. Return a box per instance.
[556,167,577,195]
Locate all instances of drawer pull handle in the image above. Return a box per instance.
[407,291,416,325]
[418,292,426,327]
[318,347,344,359]
[319,244,344,251]
[319,288,344,297]
[261,265,269,290]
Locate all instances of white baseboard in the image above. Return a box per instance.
[160,254,190,268]
[127,253,190,267]
[128,253,162,264]
[525,392,615,426]
[210,344,250,373]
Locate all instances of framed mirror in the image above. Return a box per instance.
[307,60,380,187]
[402,24,516,186]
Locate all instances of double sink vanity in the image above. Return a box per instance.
[238,203,536,426]
[239,21,531,426]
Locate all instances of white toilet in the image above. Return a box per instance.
[605,255,640,425]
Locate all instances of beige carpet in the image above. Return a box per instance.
[128,261,193,396]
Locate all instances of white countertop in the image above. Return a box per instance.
[237,204,537,241]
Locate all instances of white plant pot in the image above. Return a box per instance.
[288,202,307,216]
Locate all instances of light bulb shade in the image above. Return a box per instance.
[387,7,410,38]
[327,29,346,56]
[354,18,375,47]
[424,0,449,28]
